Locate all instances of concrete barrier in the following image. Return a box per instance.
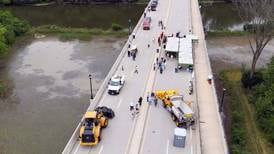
[191,0,229,153]
[62,10,145,154]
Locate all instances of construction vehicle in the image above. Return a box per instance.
[79,106,114,146]
[155,89,195,128]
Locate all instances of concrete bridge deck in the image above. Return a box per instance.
[63,0,228,154]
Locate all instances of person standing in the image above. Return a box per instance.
[138,96,143,106]
[160,66,163,74]
[144,12,146,18]
[154,97,158,107]
[128,50,131,57]
[130,101,134,111]
[135,103,140,114]
[132,53,136,61]
[134,65,138,74]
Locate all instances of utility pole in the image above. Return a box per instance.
[219,88,226,112]
[89,74,93,100]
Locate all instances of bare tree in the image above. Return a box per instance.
[233,0,274,78]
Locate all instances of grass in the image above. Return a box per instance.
[31,25,129,41]
[220,69,273,154]
[0,80,12,98]
[208,30,247,37]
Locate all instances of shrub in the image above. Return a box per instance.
[241,70,263,88]
[0,41,8,55]
[0,11,29,56]
[111,23,123,31]
[0,0,12,5]
[3,27,15,44]
[249,57,274,144]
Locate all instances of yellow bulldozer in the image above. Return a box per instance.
[155,89,194,128]
[79,106,114,146]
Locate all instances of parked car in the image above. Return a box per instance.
[143,17,152,30]
[152,0,158,5]
[107,75,125,95]
[150,3,157,11]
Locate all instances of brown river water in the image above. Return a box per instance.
[0,36,126,153]
[207,36,274,73]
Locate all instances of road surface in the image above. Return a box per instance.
[64,0,228,153]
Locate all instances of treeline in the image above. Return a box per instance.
[0,11,29,55]
[248,57,274,144]
[0,0,51,5]
[0,0,137,5]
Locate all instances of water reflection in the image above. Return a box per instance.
[1,4,145,29]
[201,3,245,31]
[0,36,125,153]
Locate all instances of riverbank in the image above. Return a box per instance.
[207,30,247,37]
[0,24,128,98]
[207,36,274,154]
[31,25,129,41]
[219,69,273,154]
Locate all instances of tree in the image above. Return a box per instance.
[232,0,274,78]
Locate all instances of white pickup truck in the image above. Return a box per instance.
[107,75,125,95]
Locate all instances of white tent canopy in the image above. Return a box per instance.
[165,36,195,65]
[165,37,180,53]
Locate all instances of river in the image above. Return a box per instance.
[201,3,244,31]
[0,36,126,153]
[1,4,146,29]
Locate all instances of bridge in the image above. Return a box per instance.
[63,0,228,153]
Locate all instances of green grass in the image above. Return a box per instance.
[208,30,247,37]
[31,25,129,41]
[220,69,273,154]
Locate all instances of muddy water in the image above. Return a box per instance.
[0,36,126,153]
[1,4,145,29]
[207,36,274,72]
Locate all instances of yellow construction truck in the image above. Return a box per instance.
[155,89,195,128]
[79,106,114,146]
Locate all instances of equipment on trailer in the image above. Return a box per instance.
[155,89,195,128]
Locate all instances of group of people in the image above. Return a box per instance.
[129,91,161,118]
[130,97,143,117]
[154,57,167,74]
[127,44,138,61]
[147,92,158,107]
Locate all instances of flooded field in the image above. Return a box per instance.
[0,36,126,153]
[207,36,274,73]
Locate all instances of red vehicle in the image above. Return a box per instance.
[143,17,152,30]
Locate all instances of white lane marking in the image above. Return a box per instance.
[116,98,123,109]
[73,142,80,154]
[98,94,107,106]
[98,145,104,154]
[190,129,193,154]
[166,139,169,154]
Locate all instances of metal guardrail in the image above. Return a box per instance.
[62,9,145,154]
